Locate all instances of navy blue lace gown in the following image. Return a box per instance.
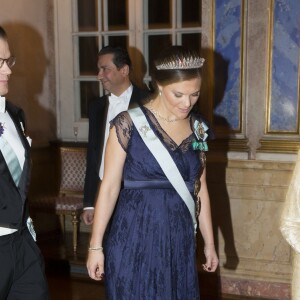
[105,106,204,300]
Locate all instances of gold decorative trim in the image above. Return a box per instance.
[265,0,274,134]
[258,139,300,154]
[209,138,248,152]
[211,0,215,50]
[239,0,245,134]
[60,146,87,153]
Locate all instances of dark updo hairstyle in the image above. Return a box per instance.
[98,45,132,70]
[150,46,204,93]
[0,26,8,40]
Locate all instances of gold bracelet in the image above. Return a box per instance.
[88,246,103,251]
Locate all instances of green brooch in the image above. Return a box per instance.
[192,120,208,151]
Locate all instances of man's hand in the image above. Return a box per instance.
[82,209,95,225]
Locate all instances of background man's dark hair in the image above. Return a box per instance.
[98,46,132,70]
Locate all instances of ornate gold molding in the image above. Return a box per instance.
[265,0,274,134]
[258,139,300,154]
[209,138,248,152]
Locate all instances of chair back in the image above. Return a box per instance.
[59,147,87,196]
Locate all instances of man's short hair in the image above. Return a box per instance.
[98,46,132,70]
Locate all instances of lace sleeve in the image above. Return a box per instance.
[110,111,133,152]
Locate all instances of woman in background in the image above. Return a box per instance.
[280,149,300,300]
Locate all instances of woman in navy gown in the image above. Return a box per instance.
[87,46,219,299]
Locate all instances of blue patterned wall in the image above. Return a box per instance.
[269,0,300,133]
[214,0,242,132]
[214,0,300,135]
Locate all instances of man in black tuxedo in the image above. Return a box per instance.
[0,27,49,299]
[82,46,150,225]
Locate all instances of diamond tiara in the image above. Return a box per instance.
[156,56,205,70]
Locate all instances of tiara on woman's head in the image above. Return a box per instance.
[156,56,205,70]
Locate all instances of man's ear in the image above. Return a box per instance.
[121,64,130,76]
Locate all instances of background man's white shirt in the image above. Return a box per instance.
[99,85,133,179]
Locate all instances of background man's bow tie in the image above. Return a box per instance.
[109,95,126,105]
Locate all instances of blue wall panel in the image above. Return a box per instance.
[214,0,242,132]
[269,0,300,133]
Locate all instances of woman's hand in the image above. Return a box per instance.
[86,250,105,281]
[202,244,219,272]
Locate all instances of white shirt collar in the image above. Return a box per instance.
[0,96,6,113]
[109,85,133,102]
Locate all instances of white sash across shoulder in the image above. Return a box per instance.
[128,107,197,233]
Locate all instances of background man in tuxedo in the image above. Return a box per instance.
[0,26,49,299]
[82,46,150,225]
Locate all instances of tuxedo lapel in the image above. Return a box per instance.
[6,103,30,154]
[96,96,109,172]
[0,151,8,174]
[100,95,109,137]
[4,102,31,193]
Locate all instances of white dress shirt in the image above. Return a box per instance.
[98,85,133,180]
